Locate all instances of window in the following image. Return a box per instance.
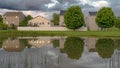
[42,22,44,24]
[48,22,49,24]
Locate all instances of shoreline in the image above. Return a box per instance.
[0,30,120,37]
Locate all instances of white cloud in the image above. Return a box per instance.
[92,0,110,8]
[45,0,59,9]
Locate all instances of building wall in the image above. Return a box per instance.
[19,13,25,23]
[3,16,20,26]
[3,14,25,26]
[59,16,65,26]
[28,16,53,27]
[18,26,87,31]
[86,15,100,31]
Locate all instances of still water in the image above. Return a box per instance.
[0,36,120,68]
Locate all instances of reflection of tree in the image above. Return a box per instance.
[20,39,32,48]
[53,39,59,48]
[96,39,115,58]
[61,37,84,60]
[0,37,8,48]
[115,39,120,50]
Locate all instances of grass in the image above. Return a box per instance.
[0,30,120,37]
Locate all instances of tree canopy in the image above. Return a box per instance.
[96,7,115,30]
[0,15,9,30]
[51,13,59,26]
[61,37,84,60]
[96,39,115,58]
[64,6,85,30]
[20,15,33,26]
[0,15,3,23]
[115,18,120,30]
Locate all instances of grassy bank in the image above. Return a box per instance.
[0,30,120,37]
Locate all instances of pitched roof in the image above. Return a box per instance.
[60,10,66,15]
[3,12,24,16]
[89,12,97,16]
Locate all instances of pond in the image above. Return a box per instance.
[0,36,120,68]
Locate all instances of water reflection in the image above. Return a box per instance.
[3,38,25,52]
[61,37,84,60]
[0,37,120,68]
[96,39,115,58]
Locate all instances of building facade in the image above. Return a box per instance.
[85,12,100,31]
[28,16,54,27]
[3,12,25,27]
[59,10,66,27]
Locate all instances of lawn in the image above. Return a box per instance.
[0,30,120,37]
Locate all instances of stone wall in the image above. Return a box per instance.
[17,27,87,31]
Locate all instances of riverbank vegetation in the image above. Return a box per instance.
[0,30,120,37]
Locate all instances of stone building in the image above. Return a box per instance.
[85,12,100,31]
[3,12,25,27]
[59,10,66,27]
[28,16,54,27]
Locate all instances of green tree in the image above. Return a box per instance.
[64,6,85,31]
[115,18,120,30]
[0,15,9,30]
[51,13,59,26]
[61,37,84,60]
[96,39,115,58]
[0,15,3,23]
[20,15,33,26]
[96,7,115,30]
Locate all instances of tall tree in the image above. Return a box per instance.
[51,13,59,26]
[0,15,9,30]
[96,7,115,30]
[64,6,85,31]
[115,17,120,30]
[20,15,33,26]
[0,15,3,23]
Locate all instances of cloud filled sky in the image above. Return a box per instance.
[0,0,120,18]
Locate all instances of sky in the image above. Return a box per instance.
[0,0,120,19]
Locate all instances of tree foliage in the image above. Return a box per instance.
[0,15,9,30]
[61,37,84,60]
[96,7,115,30]
[0,15,3,23]
[20,15,33,26]
[96,39,115,58]
[64,6,85,30]
[51,13,59,26]
[115,18,120,30]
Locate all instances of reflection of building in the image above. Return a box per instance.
[28,37,52,48]
[59,10,66,26]
[28,16,54,27]
[2,38,25,52]
[59,37,66,49]
[3,12,25,27]
[85,12,100,30]
[85,38,97,52]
